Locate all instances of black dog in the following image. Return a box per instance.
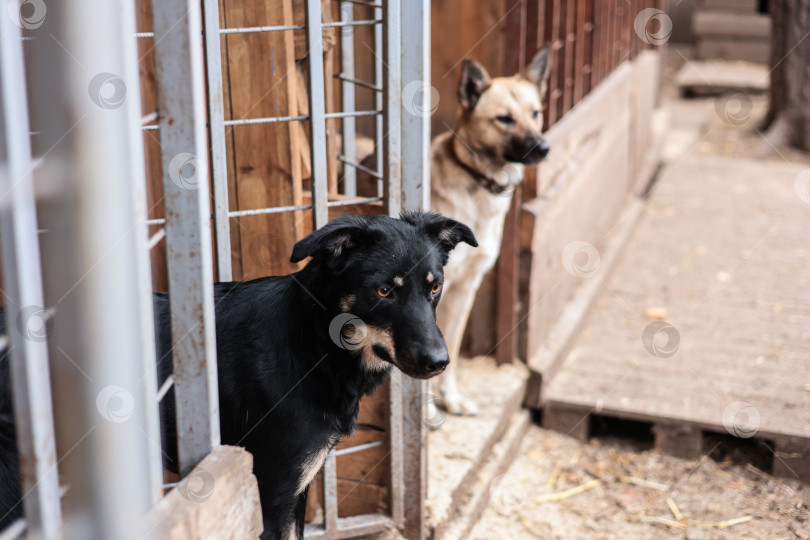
[0,211,477,539]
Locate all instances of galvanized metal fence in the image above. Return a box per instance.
[1,0,430,538]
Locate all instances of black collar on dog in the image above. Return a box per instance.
[448,138,511,195]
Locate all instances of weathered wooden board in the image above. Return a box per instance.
[148,446,262,539]
[222,0,303,279]
[520,60,635,371]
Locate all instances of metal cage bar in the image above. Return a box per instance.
[340,0,357,196]
[150,0,221,475]
[26,0,156,535]
[374,3,384,197]
[382,0,401,217]
[400,0,431,211]
[120,0,165,503]
[305,0,330,230]
[203,0,233,282]
[381,1,405,531]
[0,5,61,536]
[398,1,431,536]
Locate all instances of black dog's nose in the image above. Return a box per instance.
[422,350,449,373]
[536,138,550,158]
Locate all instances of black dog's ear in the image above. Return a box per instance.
[458,58,492,110]
[290,215,380,263]
[401,211,477,258]
[524,44,552,87]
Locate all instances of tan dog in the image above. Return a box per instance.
[429,47,551,420]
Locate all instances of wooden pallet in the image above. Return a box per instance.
[542,401,810,484]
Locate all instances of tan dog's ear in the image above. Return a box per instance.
[524,44,552,87]
[457,58,491,110]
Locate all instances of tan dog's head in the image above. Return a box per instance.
[456,46,552,166]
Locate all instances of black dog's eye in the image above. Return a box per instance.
[495,115,515,125]
[377,287,391,298]
[532,110,540,120]
[431,283,442,295]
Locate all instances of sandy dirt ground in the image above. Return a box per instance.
[468,427,808,540]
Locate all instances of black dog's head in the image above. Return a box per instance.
[290,211,477,379]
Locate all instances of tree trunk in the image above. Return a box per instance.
[762,0,810,151]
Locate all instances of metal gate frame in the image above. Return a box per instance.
[191,0,431,536]
[144,0,434,530]
[0,0,431,537]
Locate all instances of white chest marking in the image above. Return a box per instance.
[297,446,329,495]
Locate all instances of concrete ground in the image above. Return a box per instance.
[465,49,810,540]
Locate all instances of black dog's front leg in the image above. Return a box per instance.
[294,486,309,540]
[257,485,308,540]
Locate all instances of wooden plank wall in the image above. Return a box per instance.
[221,0,305,280]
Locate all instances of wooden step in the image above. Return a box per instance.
[675,59,769,96]
[693,10,770,39]
[702,0,759,12]
[696,38,770,64]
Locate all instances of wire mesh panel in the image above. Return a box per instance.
[195,0,424,535]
